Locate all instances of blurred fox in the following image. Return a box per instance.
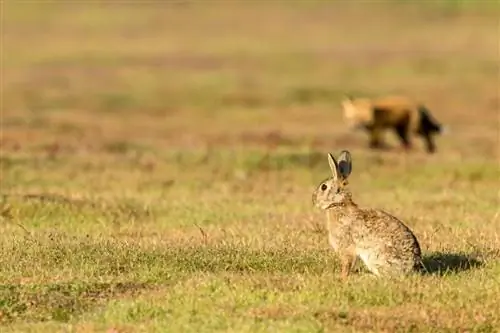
[341,95,445,153]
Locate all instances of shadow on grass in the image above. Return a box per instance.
[420,252,483,275]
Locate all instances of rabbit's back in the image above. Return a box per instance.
[350,208,422,276]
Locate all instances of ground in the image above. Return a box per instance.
[1,1,499,332]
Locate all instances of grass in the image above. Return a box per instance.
[1,1,500,332]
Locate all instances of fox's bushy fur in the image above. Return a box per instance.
[341,95,444,153]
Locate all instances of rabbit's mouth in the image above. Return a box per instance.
[312,193,339,210]
[313,200,335,210]
[324,202,347,209]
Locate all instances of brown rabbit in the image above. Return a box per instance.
[312,150,422,279]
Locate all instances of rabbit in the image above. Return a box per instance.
[312,150,422,279]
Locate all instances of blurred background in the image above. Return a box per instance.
[2,1,498,161]
[1,3,499,329]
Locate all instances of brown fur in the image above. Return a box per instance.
[312,151,422,279]
[341,95,443,153]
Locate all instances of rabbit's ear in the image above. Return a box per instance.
[337,150,352,179]
[327,153,339,180]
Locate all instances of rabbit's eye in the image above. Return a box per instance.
[321,184,327,191]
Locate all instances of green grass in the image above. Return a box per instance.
[1,1,500,332]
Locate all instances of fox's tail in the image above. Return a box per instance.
[418,106,446,134]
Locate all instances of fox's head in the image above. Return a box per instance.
[340,95,355,109]
[340,96,362,130]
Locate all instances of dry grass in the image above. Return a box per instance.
[1,1,500,332]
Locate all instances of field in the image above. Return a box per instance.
[1,1,500,332]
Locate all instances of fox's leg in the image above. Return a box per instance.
[368,126,385,149]
[422,133,436,153]
[394,122,412,151]
[368,108,387,150]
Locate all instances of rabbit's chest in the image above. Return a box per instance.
[327,219,352,250]
[328,233,339,250]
